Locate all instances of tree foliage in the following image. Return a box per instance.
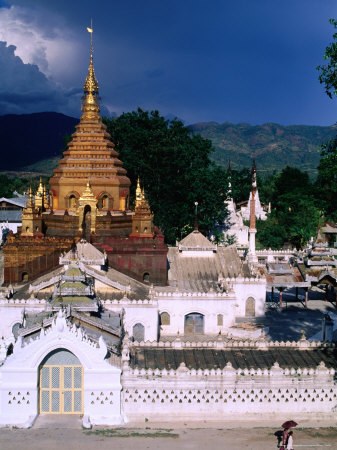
[256,167,321,249]
[315,136,337,220]
[227,168,251,204]
[0,175,38,198]
[316,18,337,220]
[103,109,229,244]
[317,18,337,99]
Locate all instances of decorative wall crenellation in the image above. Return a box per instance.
[122,360,335,378]
[125,337,336,350]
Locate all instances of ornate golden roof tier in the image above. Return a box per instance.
[131,181,154,237]
[49,28,130,212]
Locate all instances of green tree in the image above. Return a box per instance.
[316,18,337,220]
[228,168,251,204]
[256,167,321,249]
[0,175,38,198]
[104,109,229,244]
[316,135,337,220]
[317,18,337,99]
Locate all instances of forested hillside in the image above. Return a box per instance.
[0,113,335,175]
[190,121,336,174]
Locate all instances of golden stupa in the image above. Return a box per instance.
[3,26,167,287]
[49,28,130,212]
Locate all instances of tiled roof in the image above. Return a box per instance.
[88,265,150,299]
[167,245,245,292]
[130,347,337,370]
[179,230,216,250]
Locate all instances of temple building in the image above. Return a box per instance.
[2,36,167,286]
[220,164,249,247]
[0,237,336,426]
[0,30,336,428]
[220,161,268,248]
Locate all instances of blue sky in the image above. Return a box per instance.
[0,0,336,125]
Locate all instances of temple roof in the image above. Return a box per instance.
[0,211,22,222]
[19,309,121,350]
[0,197,27,208]
[178,230,216,251]
[129,347,337,370]
[166,245,246,292]
[265,263,308,288]
[60,240,106,266]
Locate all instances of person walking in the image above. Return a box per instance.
[281,427,289,449]
[286,431,294,450]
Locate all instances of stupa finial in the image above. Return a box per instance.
[82,21,100,117]
[27,185,34,208]
[135,177,142,208]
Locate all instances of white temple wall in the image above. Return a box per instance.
[0,306,23,339]
[158,297,237,336]
[0,367,38,426]
[0,313,123,427]
[232,280,266,317]
[122,368,337,420]
[225,226,249,248]
[0,303,44,340]
[83,367,122,425]
[120,304,158,342]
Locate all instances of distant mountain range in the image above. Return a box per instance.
[189,121,336,175]
[0,113,335,176]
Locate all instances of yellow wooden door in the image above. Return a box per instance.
[40,365,83,414]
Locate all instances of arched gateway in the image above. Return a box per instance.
[39,349,83,414]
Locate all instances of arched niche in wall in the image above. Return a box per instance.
[245,297,256,317]
[97,192,113,209]
[133,323,145,342]
[184,312,204,335]
[143,272,150,284]
[160,312,170,326]
[22,272,29,282]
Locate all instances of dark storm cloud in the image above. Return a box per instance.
[1,0,337,125]
[0,41,80,115]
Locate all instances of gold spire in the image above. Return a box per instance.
[43,185,50,210]
[135,177,142,208]
[26,186,34,208]
[36,177,43,195]
[131,182,154,237]
[35,177,47,210]
[81,181,95,200]
[82,21,100,117]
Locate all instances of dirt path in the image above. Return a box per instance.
[1,424,337,450]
